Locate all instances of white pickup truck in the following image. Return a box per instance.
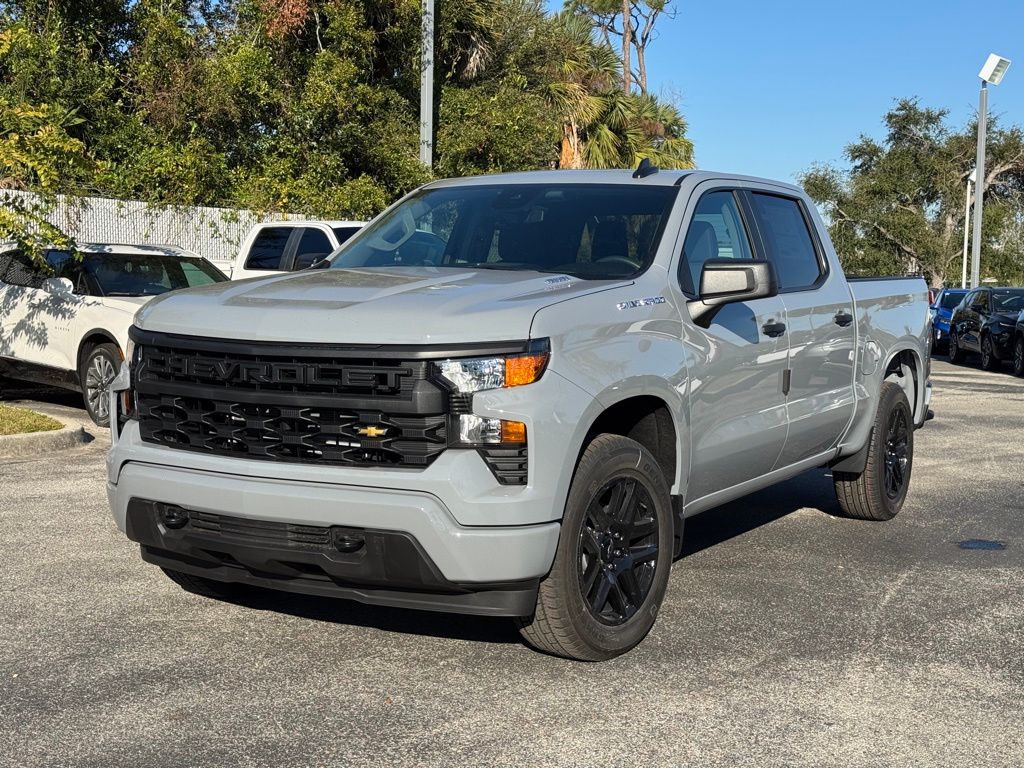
[107,169,932,660]
[229,220,365,280]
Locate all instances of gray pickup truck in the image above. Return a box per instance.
[107,169,932,660]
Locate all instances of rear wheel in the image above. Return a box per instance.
[161,568,240,599]
[518,434,674,661]
[980,334,1000,371]
[947,330,965,364]
[833,382,914,521]
[80,343,120,426]
[1013,336,1024,377]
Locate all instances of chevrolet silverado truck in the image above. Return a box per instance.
[106,169,932,661]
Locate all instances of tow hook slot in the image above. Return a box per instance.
[331,528,365,553]
[157,503,190,530]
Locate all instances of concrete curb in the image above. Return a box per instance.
[0,423,93,459]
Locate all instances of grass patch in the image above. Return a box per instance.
[0,404,63,436]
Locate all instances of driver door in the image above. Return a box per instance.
[677,186,790,504]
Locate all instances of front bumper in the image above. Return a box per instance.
[108,462,560,616]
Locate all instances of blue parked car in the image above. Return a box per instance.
[930,288,969,351]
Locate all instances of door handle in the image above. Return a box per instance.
[834,310,854,327]
[761,320,786,338]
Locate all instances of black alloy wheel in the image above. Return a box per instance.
[1013,336,1024,377]
[577,477,659,626]
[980,334,999,371]
[948,330,965,364]
[882,406,910,501]
[518,434,673,661]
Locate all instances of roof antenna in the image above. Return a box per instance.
[632,158,659,179]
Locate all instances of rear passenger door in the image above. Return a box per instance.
[679,186,791,503]
[745,190,856,467]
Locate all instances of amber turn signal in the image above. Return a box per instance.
[500,420,527,443]
[505,352,548,388]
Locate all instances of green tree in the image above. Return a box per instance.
[802,99,1024,287]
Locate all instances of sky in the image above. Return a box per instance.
[555,0,1024,182]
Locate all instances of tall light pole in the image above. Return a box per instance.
[961,168,975,289]
[970,53,1011,287]
[419,0,435,168]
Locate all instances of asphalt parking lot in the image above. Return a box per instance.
[2,359,1023,767]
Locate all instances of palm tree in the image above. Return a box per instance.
[545,14,693,170]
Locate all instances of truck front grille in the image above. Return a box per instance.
[133,332,448,469]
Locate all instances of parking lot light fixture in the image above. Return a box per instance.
[971,54,1011,288]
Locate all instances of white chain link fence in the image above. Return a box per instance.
[5,191,303,269]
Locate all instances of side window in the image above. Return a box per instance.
[680,190,754,295]
[244,227,293,270]
[971,291,989,311]
[292,228,333,271]
[749,193,823,291]
[2,250,48,289]
[45,250,82,289]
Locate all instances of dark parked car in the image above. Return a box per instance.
[929,288,968,351]
[948,286,1024,370]
[1013,310,1024,377]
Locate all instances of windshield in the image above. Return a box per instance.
[74,252,226,296]
[991,288,1024,313]
[939,291,967,310]
[329,184,678,280]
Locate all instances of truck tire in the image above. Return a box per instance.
[518,434,674,661]
[833,382,913,521]
[161,568,240,599]
[1013,336,1024,378]
[980,333,1000,371]
[80,343,121,427]
[947,330,965,364]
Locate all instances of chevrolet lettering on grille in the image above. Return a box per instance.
[148,354,411,391]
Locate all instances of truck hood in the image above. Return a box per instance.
[134,267,628,345]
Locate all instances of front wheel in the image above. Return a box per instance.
[833,382,914,521]
[518,434,674,661]
[947,330,965,364]
[80,343,121,426]
[980,334,1000,371]
[1013,336,1024,378]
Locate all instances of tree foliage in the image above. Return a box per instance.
[802,99,1024,286]
[0,0,693,242]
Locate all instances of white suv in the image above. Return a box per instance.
[0,243,227,425]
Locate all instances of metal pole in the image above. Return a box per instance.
[970,81,987,287]
[961,178,972,288]
[419,0,434,168]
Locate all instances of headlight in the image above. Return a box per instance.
[437,341,549,393]
[437,340,547,448]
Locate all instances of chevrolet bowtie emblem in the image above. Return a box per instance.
[356,425,388,438]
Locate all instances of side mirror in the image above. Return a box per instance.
[42,277,74,295]
[687,259,778,324]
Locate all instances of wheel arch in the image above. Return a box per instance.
[882,346,924,424]
[572,389,685,556]
[77,329,121,375]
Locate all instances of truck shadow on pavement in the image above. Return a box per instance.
[680,468,840,558]
[223,468,842,645]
